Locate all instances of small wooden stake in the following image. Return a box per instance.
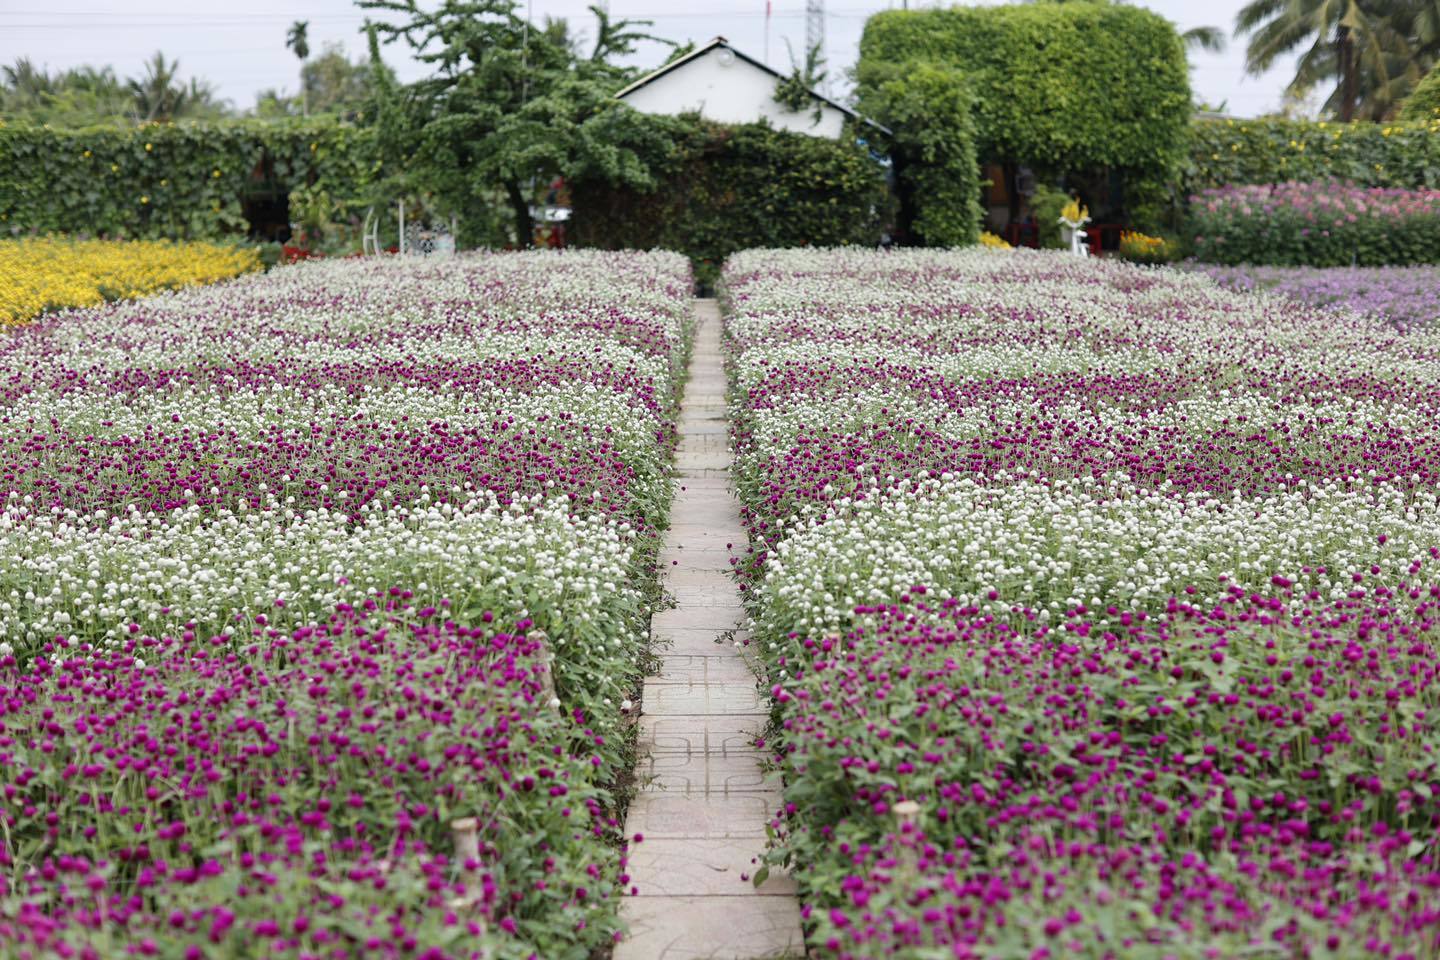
[451,816,480,867]
[529,628,559,707]
[893,800,921,878]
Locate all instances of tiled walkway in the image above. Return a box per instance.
[615,300,805,959]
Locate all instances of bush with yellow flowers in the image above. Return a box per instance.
[978,231,1011,249]
[0,237,260,324]
[1118,229,1177,265]
[1187,116,1440,192]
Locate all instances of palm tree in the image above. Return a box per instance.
[1235,0,1440,121]
[127,51,187,122]
[2,58,56,102]
[1182,26,1228,53]
[287,20,310,117]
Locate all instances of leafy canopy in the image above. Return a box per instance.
[857,2,1191,177]
[857,62,981,247]
[1,53,227,126]
[1401,66,1440,118]
[357,0,672,246]
[1235,0,1440,122]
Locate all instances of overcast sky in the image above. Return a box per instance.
[0,0,1305,118]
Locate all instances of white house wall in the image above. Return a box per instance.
[620,49,847,140]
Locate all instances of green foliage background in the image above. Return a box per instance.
[1400,70,1440,122]
[857,62,981,247]
[568,115,890,285]
[0,119,375,239]
[1185,115,1440,192]
[858,3,1191,179]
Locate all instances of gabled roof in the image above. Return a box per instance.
[615,36,891,136]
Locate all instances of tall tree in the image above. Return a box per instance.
[1182,25,1228,53]
[255,44,373,118]
[126,52,228,122]
[2,55,222,125]
[1236,0,1440,120]
[358,0,670,247]
[287,20,311,116]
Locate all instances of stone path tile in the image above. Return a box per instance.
[653,654,755,684]
[638,751,781,795]
[625,838,796,896]
[652,606,748,632]
[641,680,765,716]
[618,896,804,959]
[618,299,803,959]
[636,714,767,757]
[651,629,745,656]
[624,792,778,839]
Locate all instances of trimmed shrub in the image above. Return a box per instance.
[1187,116,1440,192]
[855,62,981,247]
[0,118,375,240]
[1190,182,1440,266]
[858,4,1191,179]
[1400,69,1440,122]
[568,115,889,286]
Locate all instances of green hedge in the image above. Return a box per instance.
[0,119,376,240]
[1400,70,1440,122]
[856,62,981,247]
[858,4,1191,179]
[568,116,889,286]
[1186,116,1440,193]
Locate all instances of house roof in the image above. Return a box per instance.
[614,36,891,136]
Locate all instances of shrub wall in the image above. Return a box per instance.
[1186,116,1440,192]
[858,4,1191,179]
[1400,70,1440,122]
[568,116,890,286]
[855,62,981,247]
[0,119,375,240]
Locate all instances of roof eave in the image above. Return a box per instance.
[614,36,892,137]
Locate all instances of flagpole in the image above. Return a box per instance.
[764,1,772,66]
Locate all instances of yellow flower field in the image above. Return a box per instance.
[0,237,261,325]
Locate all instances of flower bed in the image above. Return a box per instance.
[1190,263,1440,328]
[1190,182,1440,267]
[0,250,692,958]
[723,247,1440,957]
[0,237,261,324]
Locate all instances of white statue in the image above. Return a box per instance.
[1058,198,1091,257]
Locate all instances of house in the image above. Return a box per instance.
[614,36,882,140]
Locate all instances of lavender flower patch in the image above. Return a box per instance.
[0,250,693,959]
[1190,263,1440,328]
[723,247,1440,958]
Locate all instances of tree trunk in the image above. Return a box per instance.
[1004,162,1021,227]
[893,155,919,246]
[506,180,534,249]
[1337,26,1356,123]
[300,64,308,118]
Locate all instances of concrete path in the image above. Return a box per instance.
[616,300,805,959]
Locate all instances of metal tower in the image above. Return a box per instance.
[805,0,825,70]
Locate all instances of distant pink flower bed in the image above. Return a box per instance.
[1191,182,1440,267]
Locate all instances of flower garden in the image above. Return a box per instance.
[724,248,1440,957]
[0,237,261,325]
[1192,263,1440,329]
[1189,183,1440,268]
[0,251,692,958]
